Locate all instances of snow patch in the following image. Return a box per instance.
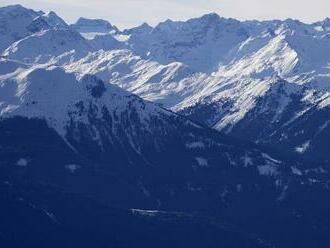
[65,164,81,173]
[131,209,161,216]
[295,141,310,153]
[258,164,279,176]
[185,141,205,149]
[195,157,208,167]
[262,153,281,164]
[291,166,303,176]
[138,180,151,197]
[242,152,253,167]
[16,158,28,167]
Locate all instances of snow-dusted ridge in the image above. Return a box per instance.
[0,63,174,138]
[3,28,92,64]
[0,59,324,182]
[1,4,330,161]
[2,59,325,207]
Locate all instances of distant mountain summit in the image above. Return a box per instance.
[34,11,68,29]
[70,17,119,39]
[0,4,44,51]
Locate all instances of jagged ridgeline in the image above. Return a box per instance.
[1,4,330,248]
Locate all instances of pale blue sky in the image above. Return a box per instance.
[0,0,329,29]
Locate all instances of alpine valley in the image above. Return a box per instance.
[1,4,330,248]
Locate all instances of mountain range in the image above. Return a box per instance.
[1,4,330,248]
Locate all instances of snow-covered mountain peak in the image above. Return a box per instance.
[322,17,330,26]
[0,4,42,17]
[36,11,68,29]
[71,17,119,39]
[225,34,299,78]
[123,22,153,35]
[191,12,239,28]
[73,17,117,30]
[0,64,174,141]
[314,17,330,31]
[154,12,239,33]
[3,28,92,64]
[199,12,221,21]
[126,13,249,72]
[0,65,76,128]
[25,10,68,34]
[0,5,45,52]
[323,17,330,23]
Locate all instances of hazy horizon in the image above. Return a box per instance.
[0,0,329,29]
